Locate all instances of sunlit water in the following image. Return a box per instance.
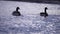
[0,1,60,34]
[0,15,60,34]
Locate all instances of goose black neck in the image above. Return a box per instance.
[45,8,47,13]
[16,8,19,12]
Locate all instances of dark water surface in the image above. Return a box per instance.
[0,15,60,34]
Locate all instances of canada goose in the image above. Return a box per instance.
[40,7,48,17]
[12,7,21,16]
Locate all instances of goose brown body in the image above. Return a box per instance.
[40,7,48,17]
[12,7,21,16]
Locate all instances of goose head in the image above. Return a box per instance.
[45,7,48,10]
[16,7,20,11]
[45,7,48,13]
